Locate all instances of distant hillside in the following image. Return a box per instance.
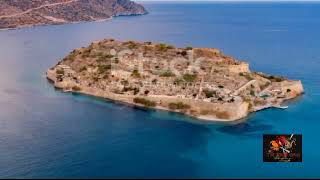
[0,0,147,29]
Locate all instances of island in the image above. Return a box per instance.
[46,39,304,121]
[0,0,147,29]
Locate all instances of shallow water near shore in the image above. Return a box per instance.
[0,2,319,178]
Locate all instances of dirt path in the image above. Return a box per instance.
[233,79,256,95]
[0,0,78,19]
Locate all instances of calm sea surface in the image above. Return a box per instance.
[0,2,319,178]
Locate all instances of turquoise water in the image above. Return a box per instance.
[0,2,319,178]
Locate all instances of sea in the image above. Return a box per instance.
[0,1,319,178]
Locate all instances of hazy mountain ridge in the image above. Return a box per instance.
[0,0,147,29]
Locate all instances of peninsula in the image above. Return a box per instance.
[47,39,304,121]
[0,0,147,29]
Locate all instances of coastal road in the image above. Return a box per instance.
[0,0,79,19]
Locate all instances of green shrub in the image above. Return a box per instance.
[113,58,119,64]
[81,49,91,58]
[79,66,87,72]
[92,52,103,58]
[133,97,156,107]
[250,90,255,96]
[203,89,216,98]
[133,88,140,95]
[156,43,174,51]
[97,54,114,62]
[152,79,158,84]
[131,69,141,78]
[168,102,191,110]
[260,73,285,82]
[123,86,139,95]
[181,50,188,56]
[56,69,65,75]
[92,76,99,82]
[287,89,291,92]
[65,53,76,61]
[123,41,138,49]
[273,76,285,82]
[185,46,193,50]
[121,80,129,86]
[183,73,197,83]
[160,70,175,77]
[260,82,271,90]
[105,54,114,58]
[128,43,137,49]
[174,78,184,85]
[98,64,111,74]
[243,73,254,80]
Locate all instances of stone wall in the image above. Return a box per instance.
[281,80,304,98]
[228,62,250,73]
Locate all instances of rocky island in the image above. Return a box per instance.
[0,0,147,29]
[47,39,304,121]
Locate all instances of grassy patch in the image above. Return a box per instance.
[173,78,184,85]
[182,73,197,83]
[156,43,175,51]
[240,72,254,81]
[185,46,193,50]
[160,70,175,77]
[79,66,87,72]
[64,53,76,62]
[168,102,191,110]
[257,72,286,82]
[250,90,255,96]
[56,69,65,75]
[81,49,91,58]
[96,53,114,62]
[123,41,138,49]
[203,89,216,98]
[131,69,141,78]
[133,97,156,107]
[98,64,111,74]
[269,76,286,82]
[123,86,140,95]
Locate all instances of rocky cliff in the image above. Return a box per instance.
[0,0,147,29]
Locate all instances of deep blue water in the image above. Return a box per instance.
[0,2,319,178]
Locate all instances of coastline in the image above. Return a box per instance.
[48,78,304,123]
[46,70,304,122]
[0,13,147,31]
[51,83,241,122]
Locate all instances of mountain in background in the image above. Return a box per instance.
[0,0,147,29]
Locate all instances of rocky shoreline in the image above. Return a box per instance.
[47,39,304,122]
